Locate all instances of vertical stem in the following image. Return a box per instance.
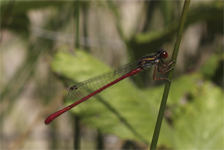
[83,6,90,52]
[74,116,80,149]
[96,130,104,149]
[106,1,135,60]
[75,1,80,49]
[150,0,191,149]
[0,0,16,43]
[74,2,81,150]
[106,1,144,87]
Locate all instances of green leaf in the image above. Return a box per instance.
[172,81,223,149]
[1,1,64,15]
[201,53,223,79]
[142,72,223,148]
[130,3,223,59]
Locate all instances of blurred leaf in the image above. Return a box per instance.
[51,49,173,145]
[172,81,223,149]
[130,3,223,59]
[142,72,223,148]
[1,1,64,15]
[4,13,30,38]
[0,1,73,38]
[143,73,201,106]
[201,53,224,79]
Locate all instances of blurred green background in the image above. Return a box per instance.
[1,1,223,150]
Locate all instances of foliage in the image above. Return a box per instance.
[1,0,223,149]
[51,49,223,148]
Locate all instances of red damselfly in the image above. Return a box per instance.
[45,49,174,125]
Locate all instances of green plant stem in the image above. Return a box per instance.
[106,1,135,61]
[74,2,80,150]
[150,0,191,149]
[74,116,80,150]
[106,1,144,87]
[96,130,104,149]
[75,1,80,49]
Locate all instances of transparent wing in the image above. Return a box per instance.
[67,60,141,102]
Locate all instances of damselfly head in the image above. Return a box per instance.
[161,51,168,58]
[157,49,168,59]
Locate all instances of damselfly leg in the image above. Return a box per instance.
[153,60,175,82]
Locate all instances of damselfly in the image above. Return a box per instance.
[45,49,174,125]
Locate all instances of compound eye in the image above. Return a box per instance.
[161,51,168,58]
